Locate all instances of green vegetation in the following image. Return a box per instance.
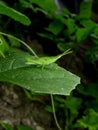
[0,0,98,130]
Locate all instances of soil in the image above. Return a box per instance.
[0,84,57,130]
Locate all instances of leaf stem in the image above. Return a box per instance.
[50,94,63,130]
[0,32,38,57]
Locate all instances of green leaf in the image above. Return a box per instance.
[8,37,21,47]
[65,95,82,123]
[0,35,9,58]
[0,49,80,95]
[61,18,76,36]
[29,0,57,15]
[45,20,64,36]
[80,20,96,30]
[0,2,31,25]
[66,95,82,113]
[38,33,53,40]
[19,0,34,11]
[75,28,89,43]
[57,42,74,52]
[0,121,13,130]
[84,46,98,63]
[17,125,33,130]
[75,20,96,43]
[61,7,71,17]
[75,109,98,130]
[66,18,76,35]
[77,83,98,99]
[76,0,93,20]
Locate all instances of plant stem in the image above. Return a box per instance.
[0,32,38,57]
[50,94,63,130]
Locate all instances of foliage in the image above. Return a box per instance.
[0,0,98,130]
[35,0,98,54]
[53,94,82,129]
[0,0,80,95]
[0,49,80,95]
[75,109,98,130]
[0,122,33,130]
[0,121,13,130]
[0,35,9,58]
[75,83,98,130]
[29,0,57,15]
[0,1,31,25]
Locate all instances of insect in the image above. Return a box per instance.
[26,49,72,66]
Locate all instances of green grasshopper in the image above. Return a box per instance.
[26,49,72,66]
